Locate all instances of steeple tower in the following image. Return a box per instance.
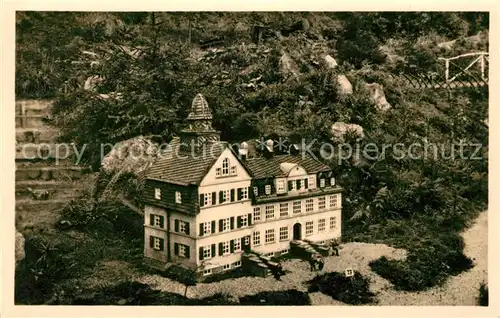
[180,93,220,152]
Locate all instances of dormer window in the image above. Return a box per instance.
[265,185,271,195]
[330,177,336,186]
[175,191,182,204]
[154,188,161,200]
[253,186,258,197]
[320,179,325,188]
[222,158,230,175]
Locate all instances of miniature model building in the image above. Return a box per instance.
[143,93,342,276]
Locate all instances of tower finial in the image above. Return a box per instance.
[188,93,212,121]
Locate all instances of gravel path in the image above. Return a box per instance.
[130,211,488,305]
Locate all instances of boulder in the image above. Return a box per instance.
[364,83,391,111]
[101,135,159,177]
[323,54,338,69]
[336,74,353,96]
[331,122,365,143]
[15,231,25,263]
[279,53,300,80]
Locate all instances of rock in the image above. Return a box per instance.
[15,231,25,263]
[101,135,159,177]
[84,75,104,91]
[336,74,353,96]
[364,83,392,112]
[323,54,338,69]
[279,53,300,81]
[331,122,365,143]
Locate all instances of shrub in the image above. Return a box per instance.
[478,282,488,306]
[239,290,311,305]
[307,271,376,305]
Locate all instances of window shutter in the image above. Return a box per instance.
[211,220,216,233]
[211,244,216,257]
[185,246,190,259]
[212,192,217,205]
[219,191,223,203]
[219,219,223,232]
[174,243,179,255]
[248,213,252,226]
[185,222,190,235]
[149,214,154,226]
[218,243,223,256]
[230,217,235,230]
[304,178,308,189]
[199,194,204,207]
[230,189,235,202]
[174,219,179,232]
[159,216,164,228]
[199,223,204,236]
[237,216,242,228]
[199,247,204,260]
[296,180,301,189]
[288,181,293,191]
[230,240,234,253]
[237,188,242,200]
[159,238,164,251]
[149,236,154,248]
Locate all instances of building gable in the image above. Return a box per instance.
[200,148,252,187]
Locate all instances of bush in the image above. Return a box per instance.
[307,271,376,305]
[478,282,488,306]
[239,290,311,305]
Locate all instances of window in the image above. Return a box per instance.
[265,229,275,244]
[277,180,285,192]
[202,221,211,235]
[265,184,271,195]
[280,203,289,217]
[279,226,289,241]
[318,218,326,232]
[241,187,248,200]
[175,220,190,234]
[293,201,302,214]
[154,188,161,200]
[240,215,248,227]
[253,207,261,223]
[253,231,261,246]
[281,249,289,255]
[179,221,187,234]
[232,261,242,268]
[222,158,230,175]
[308,177,316,189]
[175,191,182,204]
[253,186,258,197]
[202,246,211,259]
[330,216,337,230]
[305,199,314,212]
[297,179,302,189]
[230,166,237,175]
[222,218,230,232]
[222,264,231,271]
[204,193,212,206]
[320,178,325,188]
[179,244,187,257]
[222,241,230,255]
[330,177,336,186]
[203,269,212,276]
[153,237,161,250]
[329,195,338,208]
[265,205,275,220]
[306,221,314,236]
[263,252,274,257]
[244,236,250,246]
[216,168,221,176]
[153,215,162,227]
[234,238,241,251]
[318,197,326,210]
[345,268,354,277]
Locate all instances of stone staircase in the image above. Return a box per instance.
[241,251,275,277]
[290,240,332,259]
[15,100,92,231]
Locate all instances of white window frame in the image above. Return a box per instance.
[279,203,289,217]
[234,238,241,251]
[154,188,161,200]
[330,216,337,230]
[265,205,275,220]
[222,263,231,271]
[240,215,248,227]
[279,226,289,241]
[222,158,230,175]
[244,236,250,246]
[204,193,212,206]
[281,249,289,255]
[318,218,326,232]
[175,191,182,204]
[293,200,302,214]
[329,195,338,208]
[241,187,248,200]
[230,166,237,175]
[308,176,316,189]
[253,231,261,246]
[232,261,242,268]
[222,241,230,255]
[253,207,261,223]
[153,237,161,250]
[178,244,187,257]
[154,215,162,227]
[202,245,211,259]
[203,269,212,276]
[179,221,187,234]
[203,221,211,235]
[318,196,326,210]
[330,177,336,186]
[305,199,314,212]
[320,178,325,188]
[216,168,221,176]
[265,184,271,195]
[222,218,230,232]
[265,229,275,244]
[305,221,314,236]
[277,180,285,192]
[253,186,258,197]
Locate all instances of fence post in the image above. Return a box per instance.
[445,59,449,82]
[480,53,485,80]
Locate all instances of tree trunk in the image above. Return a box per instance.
[184,285,189,298]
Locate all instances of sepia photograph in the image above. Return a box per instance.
[6,8,494,309]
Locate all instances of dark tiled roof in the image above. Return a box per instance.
[187,93,212,120]
[145,137,228,185]
[243,153,331,179]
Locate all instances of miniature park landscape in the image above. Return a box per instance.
[14,12,488,305]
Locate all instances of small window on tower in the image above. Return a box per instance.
[175,191,182,204]
[320,179,325,188]
[330,177,336,186]
[265,185,271,195]
[154,188,161,200]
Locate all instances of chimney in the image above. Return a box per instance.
[239,141,249,160]
[263,139,274,158]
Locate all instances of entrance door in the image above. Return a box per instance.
[293,223,302,240]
